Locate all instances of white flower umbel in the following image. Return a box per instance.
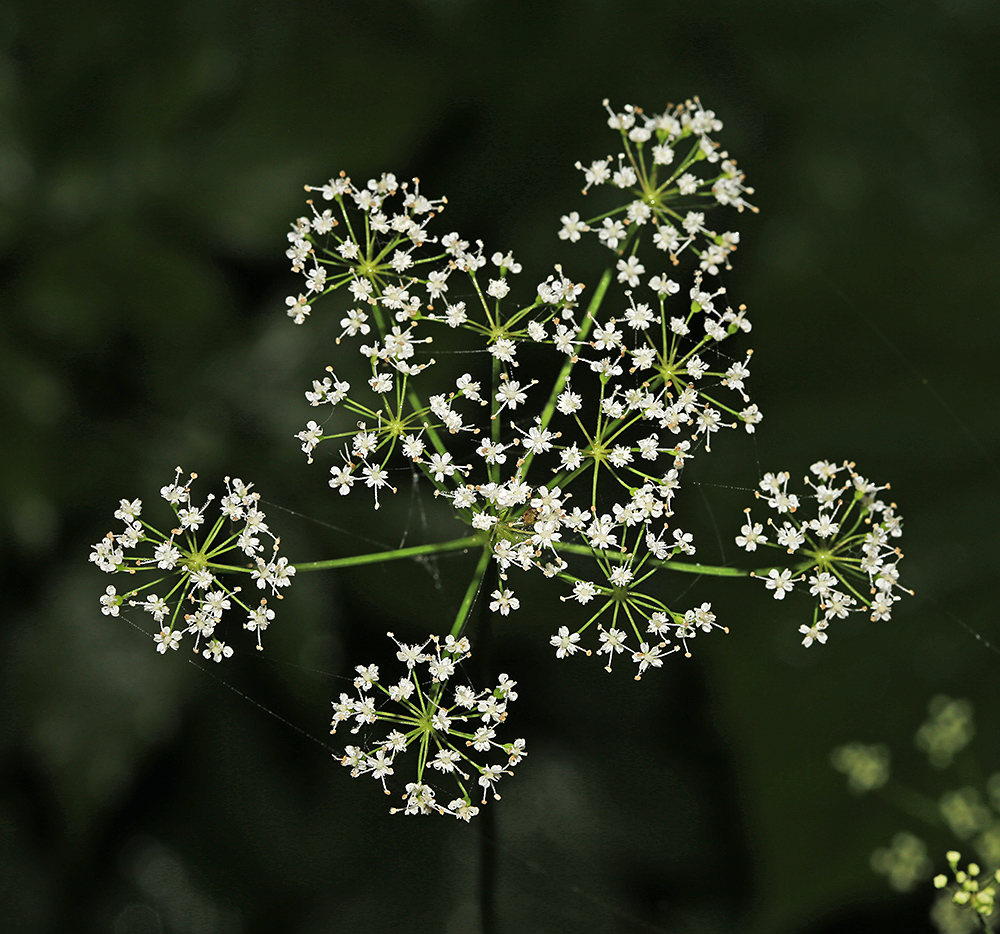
[90,469,294,658]
[87,96,919,826]
[282,106,761,669]
[332,632,525,820]
[741,460,911,645]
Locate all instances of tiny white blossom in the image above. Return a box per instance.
[765,568,796,599]
[490,589,520,616]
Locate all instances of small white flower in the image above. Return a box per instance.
[550,626,581,657]
[799,621,829,648]
[100,585,121,617]
[203,639,234,663]
[765,568,796,599]
[154,628,182,653]
[490,589,520,616]
[486,279,510,300]
[559,212,590,241]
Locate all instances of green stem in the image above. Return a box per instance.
[552,540,748,577]
[479,799,498,934]
[490,352,502,485]
[879,780,945,829]
[292,535,483,571]
[471,557,498,934]
[206,562,259,574]
[450,545,493,640]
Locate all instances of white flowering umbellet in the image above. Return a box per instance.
[332,633,525,819]
[570,99,754,273]
[89,469,294,656]
[743,460,910,644]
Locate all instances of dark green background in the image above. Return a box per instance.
[3,1,999,932]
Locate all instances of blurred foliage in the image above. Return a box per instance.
[2,0,999,932]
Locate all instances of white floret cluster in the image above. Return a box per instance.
[282,101,759,673]
[332,633,525,820]
[89,469,294,659]
[738,459,909,647]
[89,96,918,824]
[561,98,755,274]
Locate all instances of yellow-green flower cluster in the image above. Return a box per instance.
[934,851,1000,922]
[830,742,890,793]
[917,695,975,769]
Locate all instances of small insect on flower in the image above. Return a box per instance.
[514,507,540,531]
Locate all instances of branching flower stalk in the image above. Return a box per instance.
[91,97,912,818]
